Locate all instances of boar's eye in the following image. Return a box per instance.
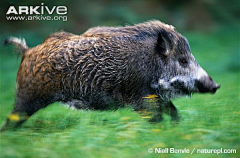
[179,58,188,68]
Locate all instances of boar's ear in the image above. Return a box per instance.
[156,31,173,56]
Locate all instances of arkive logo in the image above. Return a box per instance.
[6,3,68,21]
[6,3,67,15]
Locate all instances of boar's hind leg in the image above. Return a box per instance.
[149,101,180,123]
[1,96,52,131]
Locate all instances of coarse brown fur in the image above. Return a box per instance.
[1,20,220,131]
[15,21,177,113]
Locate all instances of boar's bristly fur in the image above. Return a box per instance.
[1,20,220,131]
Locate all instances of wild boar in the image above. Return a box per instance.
[1,20,220,131]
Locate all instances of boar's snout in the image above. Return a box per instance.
[194,67,220,94]
[195,76,220,94]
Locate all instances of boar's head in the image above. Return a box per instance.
[151,28,220,100]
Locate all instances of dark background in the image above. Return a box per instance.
[0,0,239,46]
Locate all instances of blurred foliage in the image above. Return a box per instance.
[0,0,239,37]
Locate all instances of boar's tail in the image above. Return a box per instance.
[4,37,28,54]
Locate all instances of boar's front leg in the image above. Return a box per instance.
[150,101,180,122]
[162,101,180,121]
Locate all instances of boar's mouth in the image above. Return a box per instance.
[152,75,220,101]
[152,77,196,99]
[169,80,193,95]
